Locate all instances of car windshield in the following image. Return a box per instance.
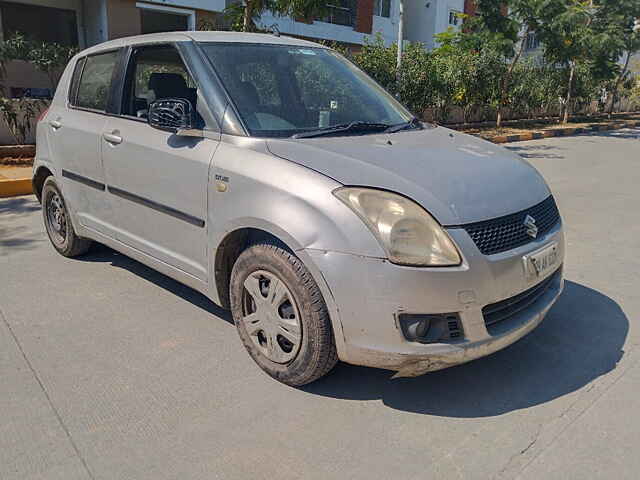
[199,42,414,138]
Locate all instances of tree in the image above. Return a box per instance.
[597,0,640,116]
[0,34,76,144]
[0,33,76,89]
[225,0,328,32]
[433,28,506,123]
[473,0,549,127]
[536,1,619,123]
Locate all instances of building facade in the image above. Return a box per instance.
[0,0,403,142]
[259,0,399,48]
[0,0,400,51]
[403,0,469,51]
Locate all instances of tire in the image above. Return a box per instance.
[42,177,92,257]
[230,241,338,386]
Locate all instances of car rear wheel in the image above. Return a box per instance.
[42,177,91,257]
[230,241,338,386]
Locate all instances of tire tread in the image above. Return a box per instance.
[231,240,338,386]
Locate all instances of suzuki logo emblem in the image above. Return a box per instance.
[524,215,538,238]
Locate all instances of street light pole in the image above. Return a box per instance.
[396,0,404,80]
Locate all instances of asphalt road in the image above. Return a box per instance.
[1,128,639,480]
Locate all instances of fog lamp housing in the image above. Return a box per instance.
[398,313,463,344]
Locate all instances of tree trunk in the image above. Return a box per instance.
[243,1,253,32]
[497,26,531,129]
[562,62,575,124]
[608,51,631,118]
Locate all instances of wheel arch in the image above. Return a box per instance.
[211,222,348,361]
[32,165,54,203]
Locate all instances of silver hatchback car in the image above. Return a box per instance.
[34,32,565,386]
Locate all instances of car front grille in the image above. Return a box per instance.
[483,267,561,329]
[461,196,561,255]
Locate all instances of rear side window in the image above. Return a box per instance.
[74,51,119,112]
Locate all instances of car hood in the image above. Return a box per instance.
[266,126,550,225]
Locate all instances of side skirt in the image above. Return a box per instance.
[77,224,212,301]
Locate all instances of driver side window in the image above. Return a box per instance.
[122,44,197,120]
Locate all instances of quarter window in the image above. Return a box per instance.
[68,57,86,105]
[75,51,119,112]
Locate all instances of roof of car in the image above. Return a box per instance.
[79,31,328,56]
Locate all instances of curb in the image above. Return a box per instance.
[0,144,35,158]
[0,178,33,198]
[482,120,640,144]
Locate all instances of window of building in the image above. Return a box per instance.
[525,32,540,51]
[0,1,78,45]
[140,9,189,34]
[122,45,197,119]
[320,0,357,27]
[374,0,391,18]
[75,51,119,112]
[449,10,462,26]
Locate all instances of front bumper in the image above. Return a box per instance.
[305,222,565,377]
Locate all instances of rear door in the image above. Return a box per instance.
[101,43,217,281]
[49,50,120,235]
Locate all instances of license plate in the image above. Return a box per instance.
[524,242,559,279]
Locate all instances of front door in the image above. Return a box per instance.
[101,44,217,281]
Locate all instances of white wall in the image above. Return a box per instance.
[372,10,397,45]
[404,0,464,50]
[259,2,400,47]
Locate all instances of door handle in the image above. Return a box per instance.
[49,120,62,130]
[103,132,122,145]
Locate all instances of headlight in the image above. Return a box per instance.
[333,187,461,267]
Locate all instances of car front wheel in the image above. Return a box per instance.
[230,241,338,386]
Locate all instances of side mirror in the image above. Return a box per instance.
[148,98,194,133]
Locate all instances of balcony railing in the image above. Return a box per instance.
[320,1,357,28]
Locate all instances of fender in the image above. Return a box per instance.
[207,137,387,362]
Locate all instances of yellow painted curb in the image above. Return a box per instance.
[519,132,534,141]
[480,118,640,144]
[0,178,33,198]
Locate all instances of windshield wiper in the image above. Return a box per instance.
[292,121,391,139]
[384,117,423,133]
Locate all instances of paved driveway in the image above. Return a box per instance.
[1,128,639,480]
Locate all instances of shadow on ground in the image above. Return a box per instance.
[507,127,640,159]
[507,144,566,159]
[302,280,627,417]
[0,196,40,216]
[74,244,627,418]
[596,128,640,140]
[0,195,43,253]
[78,243,233,324]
